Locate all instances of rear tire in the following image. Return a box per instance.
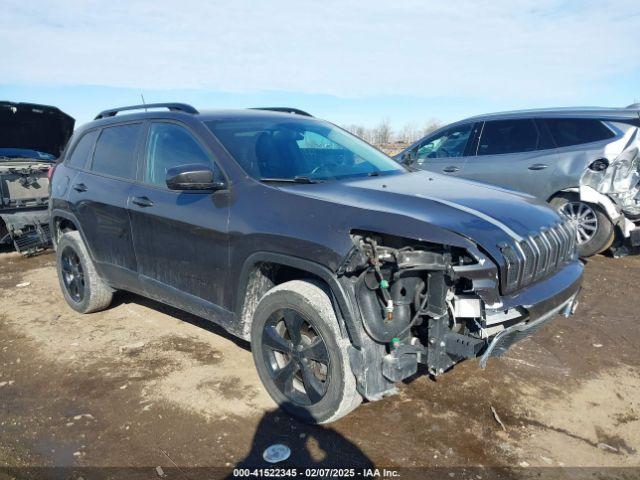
[550,194,614,257]
[56,231,114,313]
[250,280,361,424]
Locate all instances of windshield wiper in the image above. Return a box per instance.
[259,176,320,184]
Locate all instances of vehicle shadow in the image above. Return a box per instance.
[110,290,251,351]
[229,403,374,473]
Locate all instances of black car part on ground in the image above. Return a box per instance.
[0,210,51,254]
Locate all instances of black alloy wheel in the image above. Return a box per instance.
[261,308,330,406]
[60,246,85,303]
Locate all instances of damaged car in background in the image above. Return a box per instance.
[396,106,640,257]
[0,101,74,254]
[50,104,582,423]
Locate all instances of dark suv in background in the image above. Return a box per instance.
[396,107,640,257]
[50,103,582,423]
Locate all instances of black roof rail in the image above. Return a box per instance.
[251,107,313,117]
[94,102,199,120]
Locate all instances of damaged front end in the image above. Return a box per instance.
[339,231,580,399]
[580,126,640,247]
[0,101,75,254]
[0,163,52,254]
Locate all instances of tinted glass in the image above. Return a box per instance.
[67,130,98,168]
[543,119,615,147]
[206,118,404,181]
[415,124,472,161]
[478,119,539,155]
[145,123,213,187]
[91,124,141,179]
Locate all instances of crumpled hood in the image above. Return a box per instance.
[278,170,564,261]
[0,102,75,157]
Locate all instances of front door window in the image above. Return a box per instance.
[415,124,473,163]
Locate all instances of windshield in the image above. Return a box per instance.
[0,148,56,162]
[206,117,405,181]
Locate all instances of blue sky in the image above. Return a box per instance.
[1,0,639,129]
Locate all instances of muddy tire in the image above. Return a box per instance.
[550,194,615,257]
[250,280,361,424]
[56,231,114,313]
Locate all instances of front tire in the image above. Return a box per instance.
[550,194,615,257]
[56,231,114,313]
[250,280,361,424]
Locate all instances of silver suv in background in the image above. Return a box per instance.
[396,107,640,257]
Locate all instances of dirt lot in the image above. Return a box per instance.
[1,248,639,479]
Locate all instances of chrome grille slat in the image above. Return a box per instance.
[557,224,570,262]
[530,235,545,280]
[546,227,562,268]
[499,219,576,294]
[519,240,536,285]
[539,230,554,274]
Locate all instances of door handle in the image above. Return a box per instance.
[443,166,459,173]
[528,163,548,171]
[72,183,88,192]
[131,196,154,208]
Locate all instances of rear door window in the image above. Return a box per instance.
[67,130,98,169]
[478,119,539,155]
[91,124,142,180]
[541,118,615,147]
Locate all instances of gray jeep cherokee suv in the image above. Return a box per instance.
[50,103,582,423]
[396,107,640,257]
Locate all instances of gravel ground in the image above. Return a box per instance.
[0,249,639,479]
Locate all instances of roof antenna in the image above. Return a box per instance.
[141,94,147,112]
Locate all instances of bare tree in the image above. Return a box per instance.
[372,118,393,145]
[397,121,419,143]
[343,117,442,147]
[420,118,442,137]
[343,124,371,142]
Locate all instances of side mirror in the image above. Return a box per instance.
[400,151,417,166]
[166,164,226,191]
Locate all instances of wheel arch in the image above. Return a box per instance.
[235,252,363,347]
[549,187,620,222]
[547,188,579,204]
[50,210,90,252]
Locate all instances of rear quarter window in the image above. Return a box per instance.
[66,130,98,169]
[91,124,142,180]
[542,118,615,147]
